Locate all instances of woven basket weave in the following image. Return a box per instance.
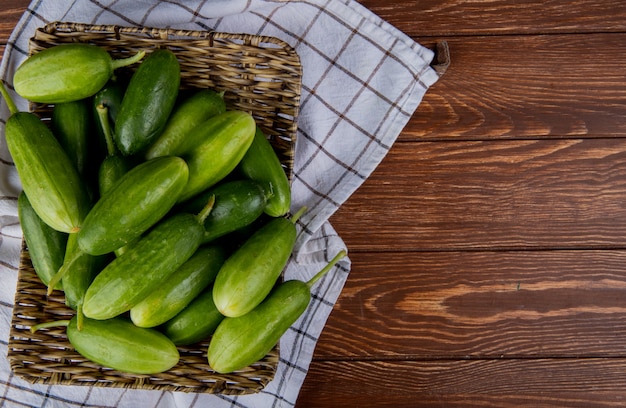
[7,22,301,394]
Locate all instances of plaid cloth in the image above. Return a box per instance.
[0,1,440,407]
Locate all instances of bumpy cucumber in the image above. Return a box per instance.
[181,179,269,244]
[77,156,188,256]
[51,99,94,178]
[17,191,67,290]
[94,103,130,197]
[208,251,346,373]
[66,315,179,374]
[212,207,305,318]
[114,49,180,156]
[176,110,256,203]
[130,245,225,328]
[1,83,91,233]
[162,287,225,346]
[238,127,291,217]
[13,43,144,104]
[82,201,213,320]
[61,233,108,311]
[145,88,226,160]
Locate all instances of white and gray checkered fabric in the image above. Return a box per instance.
[0,1,440,406]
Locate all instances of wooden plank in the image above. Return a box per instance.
[358,0,626,37]
[315,250,626,358]
[330,139,626,251]
[299,359,626,407]
[0,0,29,57]
[406,34,626,140]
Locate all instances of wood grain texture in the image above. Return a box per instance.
[315,250,626,358]
[330,139,626,251]
[406,34,626,140]
[359,0,626,37]
[0,0,29,57]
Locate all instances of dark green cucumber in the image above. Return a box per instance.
[61,233,108,311]
[181,179,269,244]
[208,251,346,373]
[92,77,126,159]
[145,89,226,160]
[212,207,305,318]
[115,48,180,156]
[51,99,94,178]
[13,43,144,104]
[130,245,225,328]
[17,191,67,290]
[238,127,291,217]
[176,110,256,203]
[94,103,130,197]
[1,82,91,233]
[77,156,188,256]
[162,286,225,346]
[66,315,179,374]
[82,200,214,320]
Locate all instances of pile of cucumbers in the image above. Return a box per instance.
[4,43,345,375]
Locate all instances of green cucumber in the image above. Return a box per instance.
[208,250,346,373]
[145,88,226,160]
[130,245,225,328]
[81,199,214,320]
[61,233,108,312]
[64,316,178,374]
[114,48,180,156]
[176,110,256,203]
[13,43,144,104]
[238,127,291,217]
[181,179,269,244]
[212,207,306,318]
[162,286,225,346]
[94,103,130,197]
[17,191,67,290]
[92,77,126,159]
[77,156,188,256]
[51,99,94,178]
[1,82,91,233]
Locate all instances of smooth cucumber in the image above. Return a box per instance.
[114,48,180,155]
[130,245,225,328]
[212,208,305,318]
[162,286,225,346]
[17,191,67,290]
[13,43,144,104]
[66,315,179,374]
[238,127,291,217]
[176,110,256,203]
[1,83,91,233]
[145,88,226,160]
[51,99,94,178]
[181,179,269,244]
[77,156,188,256]
[82,202,213,320]
[94,103,130,197]
[208,251,346,373]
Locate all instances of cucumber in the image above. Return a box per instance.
[13,43,144,104]
[77,156,188,256]
[17,191,67,290]
[238,127,291,217]
[66,316,179,374]
[94,103,130,197]
[51,99,94,178]
[92,77,126,160]
[161,286,225,346]
[1,82,91,233]
[82,200,214,320]
[114,48,180,156]
[176,110,256,203]
[145,88,226,160]
[212,207,305,318]
[180,179,269,244]
[130,245,225,328]
[208,251,346,373]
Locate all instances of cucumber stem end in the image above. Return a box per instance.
[306,249,347,289]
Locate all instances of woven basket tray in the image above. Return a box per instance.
[7,21,301,395]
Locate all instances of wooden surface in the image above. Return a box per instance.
[3,1,626,407]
